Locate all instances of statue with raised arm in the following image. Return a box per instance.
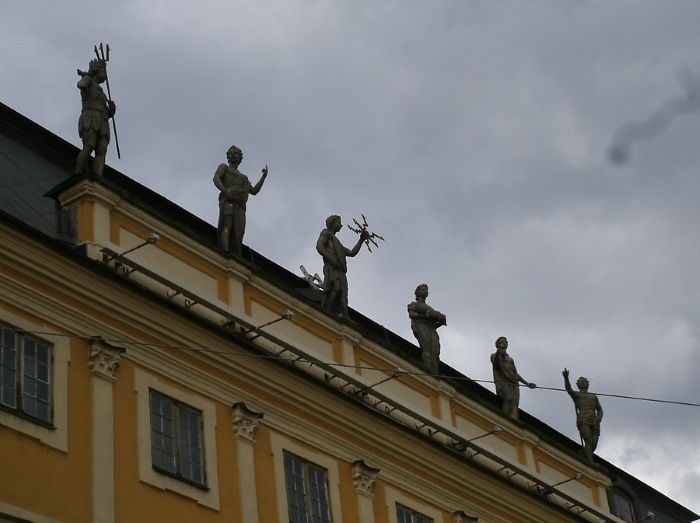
[490,337,536,419]
[408,284,446,373]
[316,215,369,319]
[213,146,268,257]
[75,58,116,176]
[563,368,603,463]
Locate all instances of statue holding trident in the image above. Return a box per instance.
[75,44,119,176]
[316,215,377,319]
[563,368,603,463]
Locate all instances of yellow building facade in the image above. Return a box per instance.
[0,102,697,523]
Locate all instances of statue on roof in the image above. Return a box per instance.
[563,368,603,463]
[316,215,369,319]
[213,145,268,257]
[407,284,446,373]
[75,55,116,176]
[490,337,536,420]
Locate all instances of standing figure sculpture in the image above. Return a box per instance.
[563,368,603,463]
[407,284,446,373]
[75,59,116,176]
[490,337,536,420]
[213,146,268,257]
[316,215,369,319]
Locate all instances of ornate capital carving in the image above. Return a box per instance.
[453,510,479,522]
[352,460,380,498]
[88,337,125,381]
[232,402,264,443]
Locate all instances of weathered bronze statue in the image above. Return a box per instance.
[407,284,446,373]
[316,215,369,318]
[563,368,603,463]
[75,59,116,176]
[213,146,268,257]
[490,337,536,419]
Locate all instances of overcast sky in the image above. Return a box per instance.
[3,0,700,514]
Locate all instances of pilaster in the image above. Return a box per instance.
[232,402,264,523]
[352,460,380,523]
[88,337,124,523]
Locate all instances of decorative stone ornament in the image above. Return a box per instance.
[88,337,125,381]
[231,402,264,443]
[351,460,380,498]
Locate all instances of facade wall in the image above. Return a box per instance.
[0,176,616,523]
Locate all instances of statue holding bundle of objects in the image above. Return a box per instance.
[407,284,446,373]
[316,214,383,319]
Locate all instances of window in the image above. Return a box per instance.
[608,487,636,523]
[396,504,433,523]
[149,390,205,487]
[284,451,332,523]
[0,322,52,424]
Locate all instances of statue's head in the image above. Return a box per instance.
[88,59,107,82]
[495,336,508,350]
[414,284,428,299]
[226,146,243,165]
[576,377,589,390]
[325,215,341,229]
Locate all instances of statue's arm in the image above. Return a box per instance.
[596,396,604,421]
[316,230,337,265]
[249,165,268,195]
[562,368,574,395]
[213,164,228,193]
[347,230,369,257]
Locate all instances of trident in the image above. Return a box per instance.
[347,214,385,252]
[94,43,121,159]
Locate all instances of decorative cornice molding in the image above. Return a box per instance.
[453,510,479,522]
[232,402,264,443]
[88,337,125,381]
[352,460,380,498]
[57,178,121,209]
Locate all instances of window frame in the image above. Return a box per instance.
[271,433,343,523]
[385,486,443,523]
[608,487,636,523]
[135,369,220,510]
[149,389,207,489]
[283,450,333,523]
[396,504,433,523]
[0,321,53,427]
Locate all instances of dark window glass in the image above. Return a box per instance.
[0,322,52,424]
[149,390,205,487]
[609,488,636,523]
[284,452,332,523]
[396,504,433,523]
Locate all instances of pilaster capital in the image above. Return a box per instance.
[88,337,125,382]
[352,460,380,498]
[232,402,264,443]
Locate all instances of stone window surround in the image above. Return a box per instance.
[134,368,220,511]
[0,309,69,452]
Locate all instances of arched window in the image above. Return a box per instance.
[608,487,636,523]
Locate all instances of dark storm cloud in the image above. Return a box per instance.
[608,69,700,165]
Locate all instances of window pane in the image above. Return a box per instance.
[284,452,331,523]
[150,391,204,486]
[0,327,17,409]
